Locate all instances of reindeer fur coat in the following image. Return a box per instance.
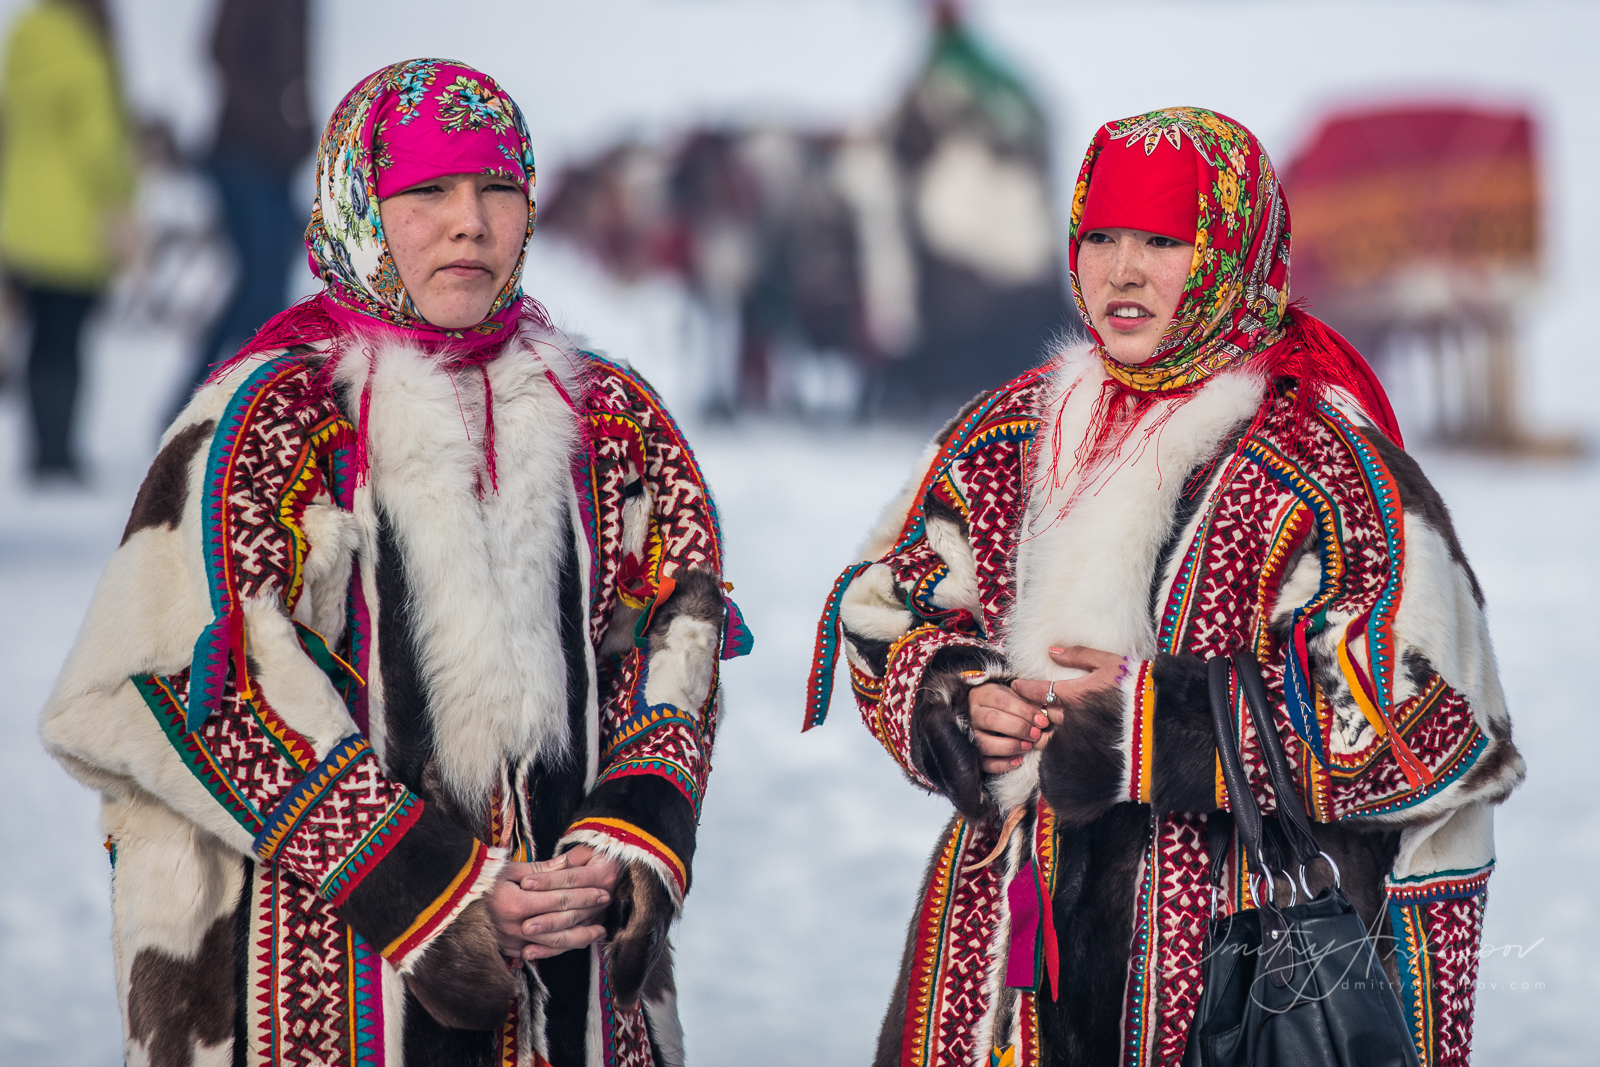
[42,329,748,1067]
[809,349,1522,1067]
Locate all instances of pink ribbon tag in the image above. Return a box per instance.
[1005,856,1041,989]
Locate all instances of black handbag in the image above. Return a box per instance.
[1180,652,1419,1067]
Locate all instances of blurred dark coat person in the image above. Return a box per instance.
[179,0,312,400]
[0,0,134,480]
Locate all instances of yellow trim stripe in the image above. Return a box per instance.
[1136,664,1156,803]
[381,839,484,959]
[1337,636,1389,738]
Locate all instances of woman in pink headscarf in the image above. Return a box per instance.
[44,59,747,1066]
[807,107,1519,1066]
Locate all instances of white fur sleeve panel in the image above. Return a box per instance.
[1288,427,1522,828]
[42,361,367,847]
[1390,509,1508,739]
[839,562,915,678]
[42,398,227,776]
[641,614,720,722]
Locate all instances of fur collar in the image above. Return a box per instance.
[337,329,586,809]
[1007,349,1267,676]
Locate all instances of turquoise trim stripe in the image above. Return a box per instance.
[1387,862,1494,903]
[1319,402,1407,714]
[1347,732,1485,817]
[350,931,384,1065]
[321,793,421,906]
[597,757,701,815]
[1389,901,1435,1066]
[802,561,873,730]
[189,355,300,731]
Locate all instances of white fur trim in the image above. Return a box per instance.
[839,562,914,675]
[586,943,605,1067]
[924,514,983,617]
[1392,800,1496,881]
[1393,516,1510,735]
[291,503,361,643]
[340,333,583,808]
[642,982,686,1067]
[559,828,686,910]
[1008,356,1265,681]
[988,748,1042,815]
[241,595,357,758]
[642,615,719,725]
[392,847,508,975]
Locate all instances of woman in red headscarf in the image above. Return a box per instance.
[806,107,1519,1066]
[42,59,747,1066]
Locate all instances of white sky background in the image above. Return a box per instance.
[1,0,1589,431]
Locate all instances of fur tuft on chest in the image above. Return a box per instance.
[341,338,588,810]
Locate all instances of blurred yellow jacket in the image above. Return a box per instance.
[0,0,134,289]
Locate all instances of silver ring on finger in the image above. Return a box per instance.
[1044,682,1058,706]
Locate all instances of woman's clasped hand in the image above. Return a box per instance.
[966,645,1126,774]
[488,845,621,962]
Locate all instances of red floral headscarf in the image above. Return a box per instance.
[1065,106,1400,442]
[1068,107,1291,393]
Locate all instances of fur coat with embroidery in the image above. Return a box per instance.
[41,328,750,1067]
[806,349,1522,1067]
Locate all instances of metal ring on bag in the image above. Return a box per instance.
[1254,866,1297,909]
[1252,869,1275,909]
[1298,850,1343,898]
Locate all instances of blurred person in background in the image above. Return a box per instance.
[41,58,745,1067]
[173,0,312,407]
[808,107,1519,1066]
[0,0,134,483]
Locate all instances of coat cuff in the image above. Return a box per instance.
[561,773,695,904]
[333,803,515,1031]
[560,776,693,1011]
[334,802,504,972]
[1039,682,1124,828]
[909,643,1010,821]
[1137,653,1222,812]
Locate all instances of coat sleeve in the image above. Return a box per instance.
[40,360,513,1030]
[556,358,746,1005]
[815,388,1036,821]
[1050,411,1524,833]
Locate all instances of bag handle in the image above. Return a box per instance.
[1206,657,1271,890]
[1207,655,1297,987]
[1234,650,1340,895]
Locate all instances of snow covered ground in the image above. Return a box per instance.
[0,259,1596,1064]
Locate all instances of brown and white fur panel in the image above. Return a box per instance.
[105,788,245,1067]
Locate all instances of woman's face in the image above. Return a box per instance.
[379,173,529,329]
[1076,227,1194,365]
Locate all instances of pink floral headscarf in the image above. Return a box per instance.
[306,57,538,347]
[210,59,557,492]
